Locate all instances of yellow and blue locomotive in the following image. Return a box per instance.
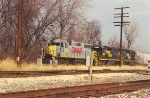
[42,38,138,65]
[93,46,138,65]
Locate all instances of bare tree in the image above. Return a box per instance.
[67,27,79,41]
[0,0,18,58]
[107,34,128,49]
[85,20,102,46]
[0,0,59,61]
[123,22,139,49]
[53,0,89,39]
[66,21,88,42]
[0,0,90,62]
[21,0,59,61]
[108,35,118,47]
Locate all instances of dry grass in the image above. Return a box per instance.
[0,58,148,71]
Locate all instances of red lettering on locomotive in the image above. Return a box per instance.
[79,48,82,54]
[72,47,82,54]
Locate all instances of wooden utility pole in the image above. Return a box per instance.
[113,7,130,67]
[17,0,23,66]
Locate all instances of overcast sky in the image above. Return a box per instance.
[85,0,150,53]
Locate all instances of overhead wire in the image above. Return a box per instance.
[89,2,150,42]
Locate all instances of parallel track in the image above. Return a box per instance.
[0,79,150,98]
[0,70,148,78]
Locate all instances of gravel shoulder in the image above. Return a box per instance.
[0,73,150,97]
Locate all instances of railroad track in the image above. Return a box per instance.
[0,70,148,78]
[0,79,150,98]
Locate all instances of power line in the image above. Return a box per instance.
[113,7,130,67]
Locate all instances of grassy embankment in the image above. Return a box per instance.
[0,58,148,71]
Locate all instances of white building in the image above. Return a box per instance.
[136,51,150,64]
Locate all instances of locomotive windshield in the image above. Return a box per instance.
[48,42,60,46]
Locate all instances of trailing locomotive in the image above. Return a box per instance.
[92,46,138,65]
[42,38,138,65]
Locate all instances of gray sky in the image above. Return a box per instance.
[85,0,150,53]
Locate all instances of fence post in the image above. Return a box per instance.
[37,58,42,66]
[148,60,150,72]
[89,51,94,81]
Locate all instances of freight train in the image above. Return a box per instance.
[42,38,138,65]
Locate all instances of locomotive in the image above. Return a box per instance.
[42,38,138,65]
[94,46,138,65]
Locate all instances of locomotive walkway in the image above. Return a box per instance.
[0,79,150,98]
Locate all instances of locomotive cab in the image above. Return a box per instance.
[42,39,70,63]
[49,40,69,56]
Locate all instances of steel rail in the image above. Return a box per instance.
[0,70,147,78]
[0,79,150,98]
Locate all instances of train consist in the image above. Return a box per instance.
[42,38,138,65]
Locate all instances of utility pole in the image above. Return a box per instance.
[113,7,130,67]
[17,0,23,66]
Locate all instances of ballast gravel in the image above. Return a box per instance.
[0,73,150,98]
